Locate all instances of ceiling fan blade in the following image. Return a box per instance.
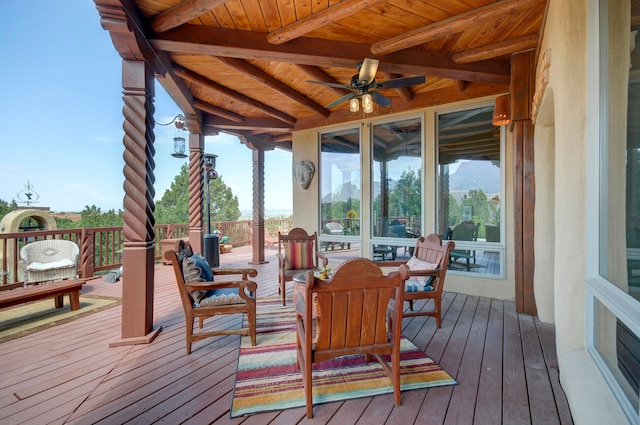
[370,91,391,108]
[358,58,379,85]
[376,75,426,90]
[307,80,352,89]
[325,92,358,109]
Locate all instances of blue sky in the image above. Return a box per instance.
[0,1,292,214]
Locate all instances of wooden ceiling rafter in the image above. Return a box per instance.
[295,64,352,97]
[151,0,227,33]
[453,34,539,64]
[381,72,414,102]
[151,26,511,84]
[214,56,330,117]
[267,0,388,45]
[204,115,293,132]
[193,99,244,123]
[370,0,545,56]
[172,65,297,126]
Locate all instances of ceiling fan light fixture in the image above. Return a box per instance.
[362,93,374,113]
[350,97,360,112]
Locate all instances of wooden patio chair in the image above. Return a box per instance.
[276,227,327,306]
[380,234,455,328]
[293,258,410,418]
[20,239,79,285]
[165,240,258,353]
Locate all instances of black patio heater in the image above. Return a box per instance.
[203,153,219,267]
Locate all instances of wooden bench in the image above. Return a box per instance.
[0,279,87,311]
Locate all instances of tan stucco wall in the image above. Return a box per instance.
[534,120,556,323]
[292,98,516,301]
[538,0,588,353]
[536,1,628,423]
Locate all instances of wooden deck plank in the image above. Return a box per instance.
[536,319,574,425]
[444,296,491,425]
[0,246,573,425]
[474,299,505,424]
[503,301,531,425]
[416,296,479,423]
[519,314,561,425]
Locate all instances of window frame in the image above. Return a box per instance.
[434,102,507,280]
[586,0,640,422]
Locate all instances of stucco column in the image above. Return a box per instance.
[110,59,161,346]
[188,132,204,254]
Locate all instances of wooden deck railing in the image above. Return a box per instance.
[0,219,291,286]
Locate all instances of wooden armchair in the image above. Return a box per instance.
[293,258,410,418]
[165,240,258,354]
[276,227,327,305]
[20,239,79,285]
[380,234,454,328]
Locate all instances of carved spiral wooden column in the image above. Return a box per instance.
[250,148,267,264]
[111,60,162,346]
[188,132,204,254]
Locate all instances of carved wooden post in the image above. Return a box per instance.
[79,228,95,279]
[111,60,161,346]
[188,132,204,254]
[250,148,267,264]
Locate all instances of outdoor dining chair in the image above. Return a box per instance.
[292,258,410,418]
[165,240,258,353]
[276,227,327,305]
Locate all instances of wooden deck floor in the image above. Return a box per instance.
[0,246,573,424]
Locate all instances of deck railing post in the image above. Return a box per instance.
[80,228,95,279]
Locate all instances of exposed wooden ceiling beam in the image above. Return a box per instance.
[454,80,467,92]
[173,65,296,126]
[151,26,510,84]
[295,64,351,97]
[151,0,226,33]
[370,0,545,56]
[204,115,293,132]
[453,34,539,64]
[267,0,387,45]
[215,57,329,117]
[194,99,244,123]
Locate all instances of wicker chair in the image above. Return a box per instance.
[20,239,79,285]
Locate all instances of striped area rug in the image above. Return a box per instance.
[230,298,457,417]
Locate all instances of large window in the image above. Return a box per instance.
[436,105,504,276]
[319,127,361,257]
[371,117,422,261]
[588,0,640,421]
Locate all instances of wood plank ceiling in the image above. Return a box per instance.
[95,0,547,150]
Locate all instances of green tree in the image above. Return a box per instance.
[78,205,124,228]
[155,164,190,224]
[389,168,421,218]
[0,199,18,219]
[155,164,241,224]
[209,174,241,222]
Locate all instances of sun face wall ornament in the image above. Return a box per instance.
[294,161,315,190]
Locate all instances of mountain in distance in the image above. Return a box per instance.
[449,160,500,194]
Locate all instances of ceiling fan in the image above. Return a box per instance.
[308,58,425,110]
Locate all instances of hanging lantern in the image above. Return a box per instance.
[492,94,511,126]
[171,134,187,158]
